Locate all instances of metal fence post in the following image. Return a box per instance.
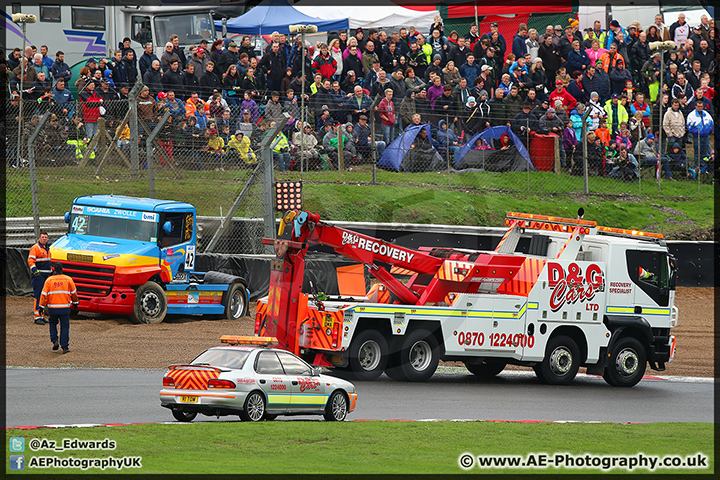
[128,78,144,175]
[145,110,171,199]
[262,113,290,241]
[28,112,52,238]
[582,108,590,194]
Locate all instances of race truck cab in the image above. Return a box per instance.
[255,210,678,387]
[51,195,249,324]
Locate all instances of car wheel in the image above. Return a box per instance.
[535,335,580,385]
[240,391,265,422]
[348,330,388,380]
[219,282,248,320]
[171,409,197,422]
[129,282,167,324]
[465,359,507,378]
[323,391,348,421]
[603,337,647,387]
[385,329,439,382]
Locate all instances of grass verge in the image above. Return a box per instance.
[5,421,713,474]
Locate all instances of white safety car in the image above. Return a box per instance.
[159,336,357,422]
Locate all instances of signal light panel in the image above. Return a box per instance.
[275,181,302,211]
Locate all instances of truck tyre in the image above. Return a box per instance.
[171,409,197,422]
[465,359,507,379]
[603,337,647,387]
[129,282,167,324]
[385,329,439,382]
[323,391,349,421]
[219,282,249,320]
[240,391,266,422]
[535,335,580,385]
[348,330,388,380]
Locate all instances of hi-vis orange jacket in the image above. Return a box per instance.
[39,274,78,314]
[28,242,52,275]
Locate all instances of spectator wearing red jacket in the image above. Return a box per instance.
[79,80,102,140]
[548,79,577,111]
[312,43,337,81]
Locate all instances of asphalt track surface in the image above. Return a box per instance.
[6,367,713,427]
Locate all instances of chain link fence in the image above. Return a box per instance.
[5,74,713,251]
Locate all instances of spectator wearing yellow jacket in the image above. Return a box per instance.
[227,132,257,165]
[604,93,629,134]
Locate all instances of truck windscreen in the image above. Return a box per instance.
[70,213,158,242]
[154,13,214,46]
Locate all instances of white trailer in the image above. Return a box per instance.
[3,0,224,70]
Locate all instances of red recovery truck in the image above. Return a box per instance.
[255,210,678,387]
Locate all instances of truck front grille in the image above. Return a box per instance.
[57,260,115,297]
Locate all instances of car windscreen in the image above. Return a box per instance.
[192,349,251,370]
[70,213,158,242]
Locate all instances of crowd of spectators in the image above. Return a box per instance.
[3,11,717,176]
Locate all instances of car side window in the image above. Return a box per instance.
[277,352,312,376]
[255,351,284,375]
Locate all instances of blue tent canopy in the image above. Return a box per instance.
[453,126,535,170]
[378,124,440,172]
[214,0,349,35]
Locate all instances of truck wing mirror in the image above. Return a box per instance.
[163,221,172,234]
[64,212,70,223]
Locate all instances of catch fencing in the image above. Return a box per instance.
[5,86,713,253]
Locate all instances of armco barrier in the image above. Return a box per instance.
[3,230,711,299]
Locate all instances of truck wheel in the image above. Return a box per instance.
[385,329,439,382]
[240,391,265,422]
[323,391,348,421]
[220,282,249,320]
[348,330,388,380]
[603,337,647,387]
[171,409,197,422]
[535,335,580,385]
[129,282,167,324]
[465,359,507,379]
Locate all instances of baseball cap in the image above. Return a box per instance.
[242,108,251,114]
[556,80,563,85]
[609,20,621,28]
[554,25,562,31]
[196,47,206,54]
[373,58,380,63]
[157,91,167,99]
[646,133,655,140]
[228,42,237,48]
[547,107,556,113]
[101,77,109,84]
[627,25,637,30]
[491,22,498,27]
[652,51,661,58]
[611,93,619,99]
[86,58,97,65]
[321,104,329,111]
[481,65,491,72]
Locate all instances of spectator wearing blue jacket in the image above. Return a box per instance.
[566,71,587,103]
[566,40,590,73]
[605,20,627,51]
[512,24,529,59]
[459,54,481,86]
[50,51,72,86]
[52,78,74,119]
[435,119,463,159]
[685,99,714,173]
